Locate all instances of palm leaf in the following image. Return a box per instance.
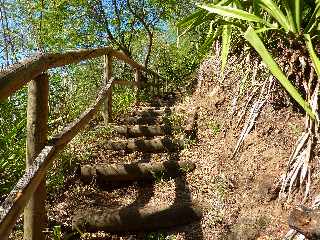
[283,0,297,32]
[304,34,320,77]
[200,25,223,55]
[244,27,315,119]
[214,0,234,6]
[292,0,302,31]
[177,9,207,29]
[305,1,320,33]
[255,0,291,31]
[199,4,274,27]
[177,9,209,36]
[221,24,232,81]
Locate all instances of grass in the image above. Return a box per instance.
[165,112,185,136]
[288,123,302,136]
[213,175,229,200]
[183,137,197,149]
[151,169,166,182]
[208,120,221,136]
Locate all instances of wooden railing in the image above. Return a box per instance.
[0,47,165,240]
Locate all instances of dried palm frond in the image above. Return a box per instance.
[232,76,273,158]
[280,81,319,201]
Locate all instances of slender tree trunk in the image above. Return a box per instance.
[144,30,153,68]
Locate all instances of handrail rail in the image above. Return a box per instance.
[0,81,113,238]
[0,47,162,101]
[0,47,167,240]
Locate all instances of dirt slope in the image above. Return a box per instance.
[168,55,305,239]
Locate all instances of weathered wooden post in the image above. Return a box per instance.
[24,73,49,240]
[134,69,141,101]
[103,54,113,124]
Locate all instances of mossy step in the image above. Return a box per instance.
[113,125,171,138]
[105,137,183,152]
[72,203,202,233]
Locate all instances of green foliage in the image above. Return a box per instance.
[208,120,221,136]
[146,232,176,240]
[179,0,320,118]
[0,93,27,195]
[165,112,184,136]
[112,86,136,118]
[304,34,320,77]
[151,169,166,182]
[221,24,232,80]
[213,175,229,200]
[52,225,62,240]
[183,137,197,149]
[152,31,201,92]
[49,60,103,125]
[0,0,202,196]
[244,27,315,119]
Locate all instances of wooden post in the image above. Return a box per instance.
[24,73,49,240]
[103,54,112,124]
[134,69,141,101]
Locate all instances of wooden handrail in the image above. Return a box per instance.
[0,46,167,239]
[0,47,162,101]
[0,80,114,239]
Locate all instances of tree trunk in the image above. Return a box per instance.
[72,204,202,233]
[144,30,153,69]
[79,160,196,184]
[24,73,49,240]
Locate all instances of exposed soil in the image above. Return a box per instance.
[9,53,316,240]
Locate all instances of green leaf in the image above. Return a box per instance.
[221,25,232,81]
[304,34,320,77]
[283,0,297,32]
[178,10,213,37]
[293,0,302,31]
[255,0,291,31]
[199,4,273,27]
[199,24,223,55]
[177,9,207,29]
[244,27,315,119]
[216,0,235,6]
[305,1,320,33]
